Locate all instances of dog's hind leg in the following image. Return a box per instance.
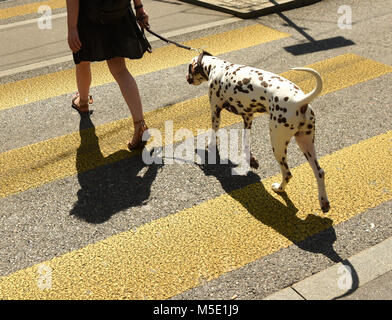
[270,127,293,192]
[295,132,330,213]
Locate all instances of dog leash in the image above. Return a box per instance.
[137,18,211,80]
[146,27,204,53]
[146,28,201,52]
[137,16,202,53]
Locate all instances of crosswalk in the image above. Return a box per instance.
[0,4,391,300]
[0,0,65,20]
[1,131,391,299]
[1,53,390,198]
[0,24,289,111]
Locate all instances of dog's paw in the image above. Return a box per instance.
[320,197,330,213]
[250,156,259,169]
[271,183,284,193]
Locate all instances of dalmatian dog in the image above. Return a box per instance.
[186,51,330,213]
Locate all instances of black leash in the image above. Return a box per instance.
[134,11,202,53]
[145,28,200,52]
[140,22,212,83]
[137,18,202,53]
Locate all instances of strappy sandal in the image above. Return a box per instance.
[127,119,149,151]
[71,92,93,115]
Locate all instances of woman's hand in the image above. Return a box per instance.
[136,7,149,29]
[68,27,82,53]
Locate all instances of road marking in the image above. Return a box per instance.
[0,131,391,299]
[0,0,65,20]
[0,14,238,31]
[0,53,391,199]
[0,11,66,30]
[0,54,73,78]
[0,17,240,77]
[0,24,289,111]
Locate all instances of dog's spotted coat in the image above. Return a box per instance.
[187,52,330,213]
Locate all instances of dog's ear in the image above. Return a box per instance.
[196,50,212,69]
[187,63,195,84]
[196,52,204,66]
[197,50,212,64]
[188,63,194,75]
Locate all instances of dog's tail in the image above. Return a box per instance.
[291,67,323,106]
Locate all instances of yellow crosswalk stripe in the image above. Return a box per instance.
[280,53,392,96]
[0,24,290,111]
[0,0,65,20]
[0,131,391,299]
[1,53,391,199]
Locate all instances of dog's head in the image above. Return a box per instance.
[186,50,212,85]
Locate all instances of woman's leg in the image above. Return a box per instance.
[106,57,146,145]
[74,61,92,110]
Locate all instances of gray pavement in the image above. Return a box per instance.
[340,270,392,300]
[1,0,392,300]
[179,0,321,18]
[0,0,230,72]
[264,236,392,300]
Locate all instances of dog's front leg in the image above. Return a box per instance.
[241,114,259,169]
[270,125,293,193]
[208,97,222,151]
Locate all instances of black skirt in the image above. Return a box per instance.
[73,3,151,65]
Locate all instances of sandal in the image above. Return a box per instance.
[71,92,93,115]
[128,119,149,151]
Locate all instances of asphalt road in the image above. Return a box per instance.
[0,0,229,72]
[0,0,391,300]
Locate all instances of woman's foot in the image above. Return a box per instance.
[128,120,149,150]
[71,93,93,114]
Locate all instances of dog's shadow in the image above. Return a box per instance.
[70,115,162,224]
[195,148,358,299]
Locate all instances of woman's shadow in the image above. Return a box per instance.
[196,148,358,299]
[70,115,162,224]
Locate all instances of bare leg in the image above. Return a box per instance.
[106,57,147,147]
[106,57,144,123]
[74,61,92,110]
